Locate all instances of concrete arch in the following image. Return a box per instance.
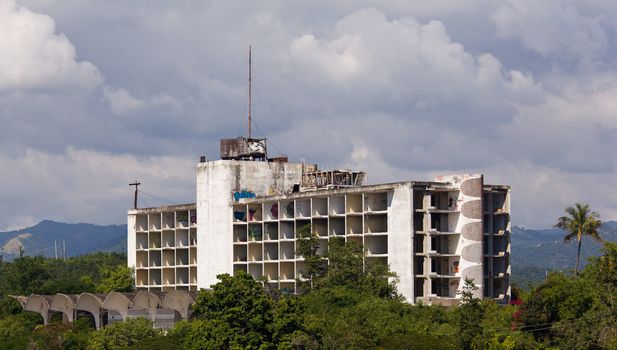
[161,290,196,320]
[132,291,163,321]
[102,292,134,321]
[9,295,28,309]
[50,294,77,324]
[24,294,53,325]
[76,293,105,329]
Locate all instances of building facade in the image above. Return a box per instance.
[127,153,510,305]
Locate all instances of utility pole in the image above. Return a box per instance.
[54,240,58,259]
[248,45,252,139]
[129,181,141,209]
[63,239,66,261]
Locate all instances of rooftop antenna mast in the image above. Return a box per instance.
[248,45,252,139]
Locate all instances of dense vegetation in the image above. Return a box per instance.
[0,251,130,295]
[0,252,132,349]
[1,223,617,349]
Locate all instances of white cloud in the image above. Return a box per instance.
[103,86,185,115]
[290,33,366,82]
[103,87,146,114]
[497,72,617,173]
[0,0,102,91]
[0,147,196,230]
[0,1,616,230]
[286,8,541,114]
[491,0,608,66]
[483,162,617,228]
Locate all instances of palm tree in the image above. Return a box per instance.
[554,203,602,275]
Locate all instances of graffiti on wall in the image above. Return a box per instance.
[233,190,256,201]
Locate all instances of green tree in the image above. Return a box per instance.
[295,224,326,292]
[321,237,398,298]
[96,265,134,293]
[27,323,91,350]
[0,296,22,319]
[122,334,186,350]
[272,295,313,348]
[188,271,274,349]
[0,252,128,295]
[323,237,364,289]
[554,203,602,275]
[87,318,159,350]
[586,241,617,286]
[519,271,596,345]
[457,278,483,350]
[0,314,37,339]
[562,241,617,349]
[473,300,539,350]
[362,258,399,299]
[0,255,50,294]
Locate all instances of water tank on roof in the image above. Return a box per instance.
[220,137,267,160]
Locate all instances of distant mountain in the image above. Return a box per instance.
[511,221,617,285]
[0,220,126,260]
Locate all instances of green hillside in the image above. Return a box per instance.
[511,221,617,285]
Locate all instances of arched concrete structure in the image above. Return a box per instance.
[9,295,28,308]
[50,294,77,324]
[161,290,196,320]
[132,291,163,321]
[76,293,105,329]
[102,292,134,321]
[13,291,198,329]
[23,294,53,325]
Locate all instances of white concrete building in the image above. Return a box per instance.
[127,139,511,305]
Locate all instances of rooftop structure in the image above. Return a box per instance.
[127,139,511,306]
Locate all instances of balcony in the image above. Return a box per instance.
[426,236,460,257]
[427,256,461,278]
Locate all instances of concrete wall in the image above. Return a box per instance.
[127,213,136,269]
[387,184,414,302]
[196,160,304,289]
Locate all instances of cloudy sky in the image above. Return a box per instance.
[1,0,616,230]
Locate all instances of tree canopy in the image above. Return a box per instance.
[1,226,617,349]
[555,203,602,275]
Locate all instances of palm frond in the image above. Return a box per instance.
[588,231,603,242]
[563,232,577,242]
[556,203,603,242]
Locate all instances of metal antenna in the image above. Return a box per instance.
[129,181,141,209]
[248,45,252,139]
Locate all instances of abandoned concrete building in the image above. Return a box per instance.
[127,137,511,306]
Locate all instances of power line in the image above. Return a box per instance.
[251,118,287,157]
[138,189,177,206]
[139,194,152,208]
[252,78,288,157]
[475,310,612,340]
